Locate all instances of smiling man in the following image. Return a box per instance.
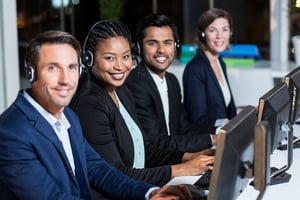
[125,14,218,152]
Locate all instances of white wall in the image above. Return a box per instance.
[0,0,20,113]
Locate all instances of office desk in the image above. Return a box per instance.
[167,124,300,200]
[237,124,300,200]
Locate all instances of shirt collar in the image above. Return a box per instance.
[146,66,166,85]
[22,90,70,129]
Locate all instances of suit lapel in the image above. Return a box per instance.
[139,65,166,121]
[15,93,78,185]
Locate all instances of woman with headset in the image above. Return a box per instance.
[183,8,237,128]
[69,19,214,188]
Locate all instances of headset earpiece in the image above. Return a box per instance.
[82,21,101,68]
[82,50,94,67]
[133,42,142,57]
[174,40,180,49]
[25,65,36,83]
[79,58,85,76]
[198,29,234,43]
[198,30,206,43]
[24,57,36,83]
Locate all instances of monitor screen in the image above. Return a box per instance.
[257,82,291,152]
[284,66,300,124]
[207,106,257,200]
[257,82,292,185]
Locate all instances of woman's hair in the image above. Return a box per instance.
[83,20,132,60]
[198,8,233,33]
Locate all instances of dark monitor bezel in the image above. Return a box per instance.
[284,66,300,124]
[257,82,291,152]
[257,81,293,185]
[207,105,257,200]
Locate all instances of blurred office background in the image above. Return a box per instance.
[0,0,299,112]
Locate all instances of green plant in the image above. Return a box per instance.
[99,0,125,21]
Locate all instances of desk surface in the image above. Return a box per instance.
[238,124,300,200]
[167,124,300,200]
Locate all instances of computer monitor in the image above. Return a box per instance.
[257,82,293,185]
[283,66,300,149]
[284,66,300,124]
[208,106,269,200]
[253,121,271,200]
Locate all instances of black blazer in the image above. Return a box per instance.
[183,49,237,126]
[70,75,184,187]
[125,63,215,152]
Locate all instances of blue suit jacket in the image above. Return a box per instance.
[0,91,152,200]
[183,49,237,126]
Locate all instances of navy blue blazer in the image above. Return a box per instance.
[0,91,153,200]
[125,63,215,152]
[70,75,184,187]
[183,49,237,126]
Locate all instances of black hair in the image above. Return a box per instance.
[83,20,132,57]
[134,14,179,47]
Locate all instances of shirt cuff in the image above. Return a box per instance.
[145,186,160,200]
[215,126,222,134]
[215,118,226,127]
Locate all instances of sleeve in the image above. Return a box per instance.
[71,93,173,187]
[83,136,154,200]
[0,128,83,200]
[183,60,211,125]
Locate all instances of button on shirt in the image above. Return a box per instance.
[23,91,75,175]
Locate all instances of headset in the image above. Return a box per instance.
[133,24,181,57]
[82,21,105,68]
[24,50,83,83]
[24,58,36,83]
[24,57,83,83]
[198,28,234,43]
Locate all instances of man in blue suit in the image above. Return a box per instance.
[0,30,191,200]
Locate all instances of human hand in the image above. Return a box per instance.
[149,185,192,200]
[198,148,215,156]
[172,154,214,177]
[183,148,215,161]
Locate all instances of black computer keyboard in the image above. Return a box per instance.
[194,170,212,190]
[183,184,208,200]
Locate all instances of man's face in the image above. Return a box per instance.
[31,44,80,118]
[141,26,175,78]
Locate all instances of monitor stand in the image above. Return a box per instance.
[270,167,291,185]
[277,136,300,150]
[271,123,293,185]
